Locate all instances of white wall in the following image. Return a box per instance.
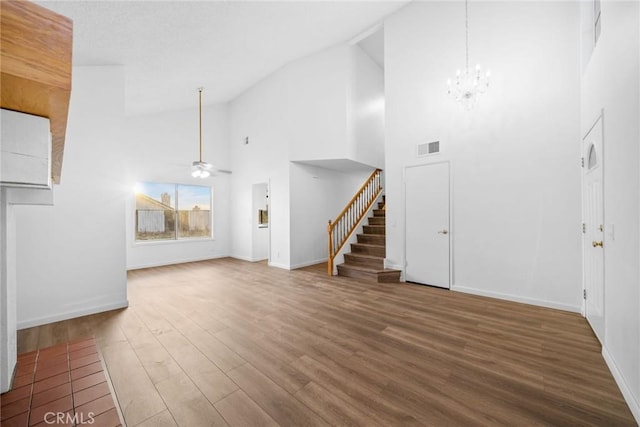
[15,66,129,328]
[289,163,371,269]
[228,64,292,267]
[384,2,582,311]
[0,110,55,391]
[1,186,56,392]
[229,43,385,268]
[0,189,14,392]
[287,46,350,163]
[123,105,231,269]
[581,1,640,420]
[347,45,385,169]
[285,43,385,168]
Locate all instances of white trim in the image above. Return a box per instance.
[17,300,129,330]
[233,254,289,269]
[267,261,290,270]
[230,254,257,263]
[132,237,216,248]
[385,261,404,271]
[452,285,582,313]
[348,22,383,45]
[290,258,327,270]
[581,110,605,337]
[127,253,229,270]
[132,182,215,244]
[232,255,268,263]
[602,345,640,424]
[403,161,452,289]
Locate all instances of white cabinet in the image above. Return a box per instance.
[1,109,51,188]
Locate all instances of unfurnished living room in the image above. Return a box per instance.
[1,0,639,426]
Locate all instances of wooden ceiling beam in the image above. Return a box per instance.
[1,0,73,184]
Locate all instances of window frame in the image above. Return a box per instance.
[133,181,214,244]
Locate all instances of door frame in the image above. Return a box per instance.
[403,160,453,288]
[581,110,605,334]
[251,181,271,263]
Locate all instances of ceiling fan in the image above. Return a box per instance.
[191,87,231,178]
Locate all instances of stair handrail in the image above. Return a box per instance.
[327,168,383,275]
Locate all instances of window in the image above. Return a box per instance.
[588,143,598,170]
[135,182,212,241]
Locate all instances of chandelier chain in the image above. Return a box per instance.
[446,0,490,110]
[465,0,469,71]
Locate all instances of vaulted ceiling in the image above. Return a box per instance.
[37,1,406,116]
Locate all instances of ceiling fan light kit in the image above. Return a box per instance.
[191,160,212,178]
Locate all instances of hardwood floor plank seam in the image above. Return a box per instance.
[15,258,636,427]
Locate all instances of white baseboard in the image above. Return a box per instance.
[290,258,327,270]
[231,257,311,270]
[267,261,290,270]
[231,255,269,263]
[127,253,229,270]
[602,345,640,424]
[17,299,129,330]
[452,285,582,313]
[384,260,403,270]
[231,256,290,270]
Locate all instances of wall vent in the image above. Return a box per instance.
[417,141,440,157]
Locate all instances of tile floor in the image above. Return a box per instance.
[0,337,122,427]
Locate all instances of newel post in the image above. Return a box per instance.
[327,220,333,276]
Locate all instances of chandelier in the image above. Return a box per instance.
[446,0,490,110]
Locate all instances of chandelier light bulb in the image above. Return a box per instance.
[448,66,490,109]
[447,0,491,110]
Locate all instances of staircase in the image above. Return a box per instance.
[336,197,401,283]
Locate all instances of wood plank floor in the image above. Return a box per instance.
[17,258,636,426]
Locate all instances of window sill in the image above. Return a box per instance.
[133,237,215,247]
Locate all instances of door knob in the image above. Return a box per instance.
[592,241,603,248]
[438,230,449,235]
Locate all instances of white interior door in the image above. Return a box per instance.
[583,116,604,343]
[405,163,450,288]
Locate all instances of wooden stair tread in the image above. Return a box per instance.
[345,253,383,261]
[337,263,399,274]
[351,243,385,249]
[356,234,386,245]
[335,194,398,283]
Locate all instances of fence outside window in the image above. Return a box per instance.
[135,182,212,241]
